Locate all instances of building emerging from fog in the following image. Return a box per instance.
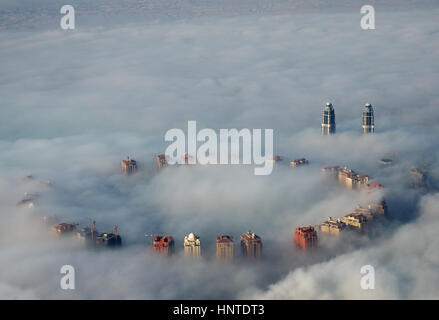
[290,158,309,167]
[319,200,387,236]
[321,102,336,135]
[156,154,168,170]
[294,226,318,251]
[240,230,262,260]
[153,235,175,256]
[216,235,234,260]
[410,166,428,189]
[337,167,370,189]
[94,231,122,248]
[76,223,122,248]
[362,103,374,133]
[184,232,201,257]
[319,217,346,235]
[342,213,369,234]
[121,156,137,174]
[52,223,76,235]
[16,192,39,208]
[322,166,370,189]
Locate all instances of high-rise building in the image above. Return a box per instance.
[319,217,346,235]
[216,235,234,260]
[377,200,387,216]
[153,235,175,256]
[184,232,201,257]
[337,168,370,189]
[240,230,262,260]
[52,223,76,236]
[362,103,374,133]
[122,156,137,174]
[156,154,167,170]
[321,102,336,135]
[294,226,318,251]
[342,213,369,234]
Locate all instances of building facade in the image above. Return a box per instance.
[362,103,374,133]
[338,168,370,189]
[184,232,201,257]
[156,154,167,170]
[240,230,262,260]
[153,235,175,256]
[121,156,137,174]
[321,102,336,135]
[294,226,318,251]
[342,213,369,234]
[216,235,234,260]
[52,223,76,235]
[319,217,346,235]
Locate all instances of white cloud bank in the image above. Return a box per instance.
[0,7,438,299]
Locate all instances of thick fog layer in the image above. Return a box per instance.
[0,6,438,299]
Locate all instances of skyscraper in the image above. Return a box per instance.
[362,103,374,133]
[294,226,318,251]
[240,230,262,260]
[321,102,336,135]
[184,232,201,257]
[216,235,234,260]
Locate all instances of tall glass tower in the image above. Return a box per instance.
[321,102,336,135]
[362,103,374,134]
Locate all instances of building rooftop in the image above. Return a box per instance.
[241,230,261,241]
[216,235,233,243]
[154,235,174,246]
[122,156,136,165]
[295,226,317,237]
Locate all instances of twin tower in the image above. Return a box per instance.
[321,102,374,135]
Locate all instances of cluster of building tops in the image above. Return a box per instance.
[293,164,388,251]
[321,166,373,189]
[320,200,387,235]
[48,219,122,248]
[121,158,388,254]
[293,200,387,251]
[121,154,311,173]
[146,230,262,260]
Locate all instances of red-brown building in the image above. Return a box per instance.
[152,235,175,256]
[294,226,318,251]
